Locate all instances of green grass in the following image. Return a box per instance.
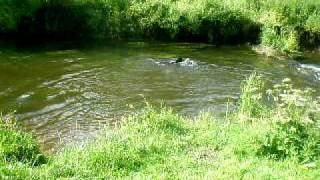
[0,115,46,179]
[1,73,319,179]
[0,0,320,54]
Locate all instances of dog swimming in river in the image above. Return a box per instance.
[155,57,197,67]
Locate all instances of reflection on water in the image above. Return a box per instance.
[0,42,319,151]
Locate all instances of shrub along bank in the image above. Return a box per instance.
[0,0,320,54]
[1,73,320,179]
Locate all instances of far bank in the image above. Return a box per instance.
[1,0,320,57]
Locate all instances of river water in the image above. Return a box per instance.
[0,42,319,151]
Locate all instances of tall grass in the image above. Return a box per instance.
[0,114,46,179]
[238,72,266,118]
[1,73,320,179]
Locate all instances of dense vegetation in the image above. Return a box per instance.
[1,73,319,179]
[0,0,320,54]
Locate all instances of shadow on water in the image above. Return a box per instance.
[0,41,319,152]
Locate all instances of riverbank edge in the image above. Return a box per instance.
[0,37,318,60]
[1,73,319,178]
[251,45,307,60]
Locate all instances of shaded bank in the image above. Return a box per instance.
[1,74,319,178]
[1,0,320,54]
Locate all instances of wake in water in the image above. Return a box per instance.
[297,63,320,81]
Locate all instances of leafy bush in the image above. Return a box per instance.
[0,0,40,34]
[257,0,320,52]
[258,78,320,162]
[1,0,320,52]
[0,115,46,166]
[236,73,320,162]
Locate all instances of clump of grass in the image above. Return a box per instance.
[0,114,47,179]
[238,72,268,119]
[0,115,46,166]
[258,78,320,162]
[237,73,320,162]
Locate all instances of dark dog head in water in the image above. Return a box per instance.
[156,57,197,67]
[176,57,183,63]
[169,57,184,64]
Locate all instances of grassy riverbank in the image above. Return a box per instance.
[1,0,320,54]
[1,74,320,179]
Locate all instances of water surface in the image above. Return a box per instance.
[0,42,319,151]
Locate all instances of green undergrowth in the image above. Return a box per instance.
[0,115,46,178]
[1,73,320,179]
[1,0,320,54]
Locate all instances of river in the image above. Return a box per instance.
[0,41,319,151]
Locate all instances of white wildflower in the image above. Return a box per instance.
[282,78,291,83]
